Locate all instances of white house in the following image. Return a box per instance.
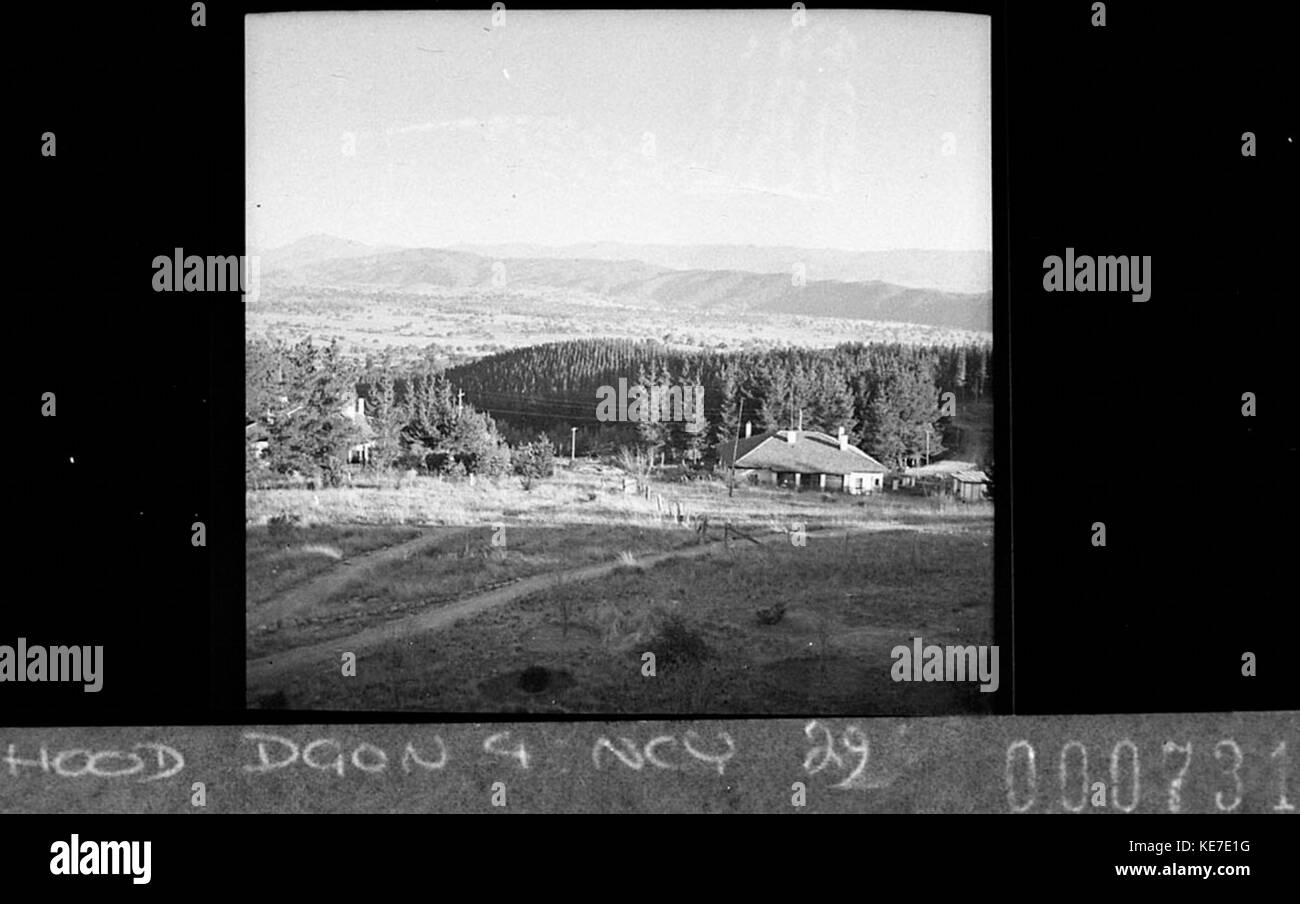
[717,426,888,494]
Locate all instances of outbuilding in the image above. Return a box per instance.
[950,469,990,502]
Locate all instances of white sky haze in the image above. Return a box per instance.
[246,9,991,253]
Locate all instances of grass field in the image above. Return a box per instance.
[246,466,994,715]
[246,524,422,610]
[246,522,704,658]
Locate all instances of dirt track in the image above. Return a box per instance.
[246,526,808,684]
[247,527,476,628]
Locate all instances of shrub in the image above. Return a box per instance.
[517,665,551,693]
[512,437,557,490]
[651,613,710,667]
[268,512,302,537]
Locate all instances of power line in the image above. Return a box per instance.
[474,405,722,427]
[462,389,726,420]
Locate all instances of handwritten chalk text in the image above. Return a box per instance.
[241,732,453,776]
[592,730,737,775]
[6,742,184,781]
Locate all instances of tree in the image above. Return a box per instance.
[402,370,456,450]
[680,388,710,466]
[860,356,945,470]
[975,345,989,399]
[634,362,668,463]
[666,362,709,466]
[366,370,403,470]
[787,360,817,430]
[513,435,557,490]
[757,360,794,432]
[442,408,511,477]
[391,366,509,476]
[245,338,282,423]
[265,339,363,487]
[805,358,856,436]
[713,360,743,450]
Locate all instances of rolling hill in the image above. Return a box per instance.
[261,241,992,333]
[451,242,992,295]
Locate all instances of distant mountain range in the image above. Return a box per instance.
[253,234,405,273]
[451,242,991,295]
[257,235,992,333]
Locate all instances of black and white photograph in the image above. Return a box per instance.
[5,0,1298,873]
[243,9,996,714]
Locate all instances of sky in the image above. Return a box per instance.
[246,9,991,253]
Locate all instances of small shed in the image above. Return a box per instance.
[951,469,990,502]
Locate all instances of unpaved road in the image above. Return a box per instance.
[246,526,838,685]
[247,527,477,628]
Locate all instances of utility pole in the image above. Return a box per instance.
[570,426,577,464]
[925,425,931,466]
[456,388,464,416]
[729,398,744,498]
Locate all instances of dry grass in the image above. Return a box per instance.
[246,461,994,714]
[297,543,344,560]
[245,522,703,657]
[249,523,994,715]
[246,524,421,609]
[247,465,991,532]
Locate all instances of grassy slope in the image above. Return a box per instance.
[246,522,704,658]
[246,524,422,610]
[246,470,994,715]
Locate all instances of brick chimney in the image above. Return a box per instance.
[745,421,752,438]
[838,427,849,451]
[786,429,796,445]
[355,397,365,419]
